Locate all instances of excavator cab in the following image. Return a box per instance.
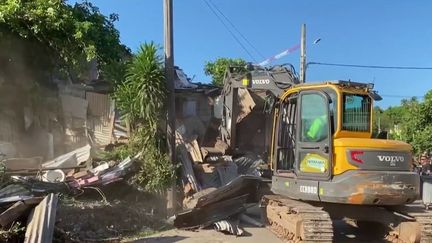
[270,81,420,205]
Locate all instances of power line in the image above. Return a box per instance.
[380,94,424,99]
[203,0,257,62]
[308,62,432,70]
[207,0,265,59]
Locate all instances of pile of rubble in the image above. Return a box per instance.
[174,123,270,236]
[0,144,141,242]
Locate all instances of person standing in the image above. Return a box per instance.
[420,152,431,175]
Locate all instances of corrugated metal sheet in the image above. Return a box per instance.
[42,144,91,169]
[86,92,115,146]
[86,92,112,118]
[89,117,113,146]
[24,193,58,243]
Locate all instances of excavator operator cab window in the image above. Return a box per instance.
[276,96,297,171]
[301,94,329,143]
[342,94,371,132]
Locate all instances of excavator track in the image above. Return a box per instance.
[387,204,432,243]
[261,195,333,242]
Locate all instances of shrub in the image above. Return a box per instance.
[113,43,176,192]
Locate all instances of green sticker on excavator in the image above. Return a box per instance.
[300,153,329,173]
[284,182,290,187]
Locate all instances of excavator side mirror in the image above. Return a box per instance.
[370,91,383,101]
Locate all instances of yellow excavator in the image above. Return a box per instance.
[220,64,431,242]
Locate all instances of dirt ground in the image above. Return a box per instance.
[52,184,417,243]
[54,182,171,242]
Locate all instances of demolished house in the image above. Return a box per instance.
[0,52,267,240]
[0,43,138,240]
[173,67,272,235]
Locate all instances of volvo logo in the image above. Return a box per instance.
[377,155,405,163]
[252,79,270,85]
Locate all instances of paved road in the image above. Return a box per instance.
[135,220,387,243]
[134,206,389,243]
[137,227,280,243]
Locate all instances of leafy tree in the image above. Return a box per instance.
[402,94,432,154]
[115,43,166,132]
[372,106,391,136]
[114,43,175,191]
[385,106,405,125]
[204,57,246,86]
[0,0,129,83]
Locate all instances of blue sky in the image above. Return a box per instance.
[69,0,432,108]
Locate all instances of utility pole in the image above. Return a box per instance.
[163,0,177,216]
[300,24,306,83]
[378,115,381,133]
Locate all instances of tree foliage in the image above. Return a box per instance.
[0,0,129,83]
[398,95,430,154]
[204,57,246,86]
[115,43,166,133]
[376,96,432,155]
[113,43,175,192]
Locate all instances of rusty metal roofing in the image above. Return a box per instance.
[24,193,58,243]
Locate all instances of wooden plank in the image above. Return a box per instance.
[186,139,203,163]
[178,144,200,192]
[176,132,200,192]
[0,201,31,227]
